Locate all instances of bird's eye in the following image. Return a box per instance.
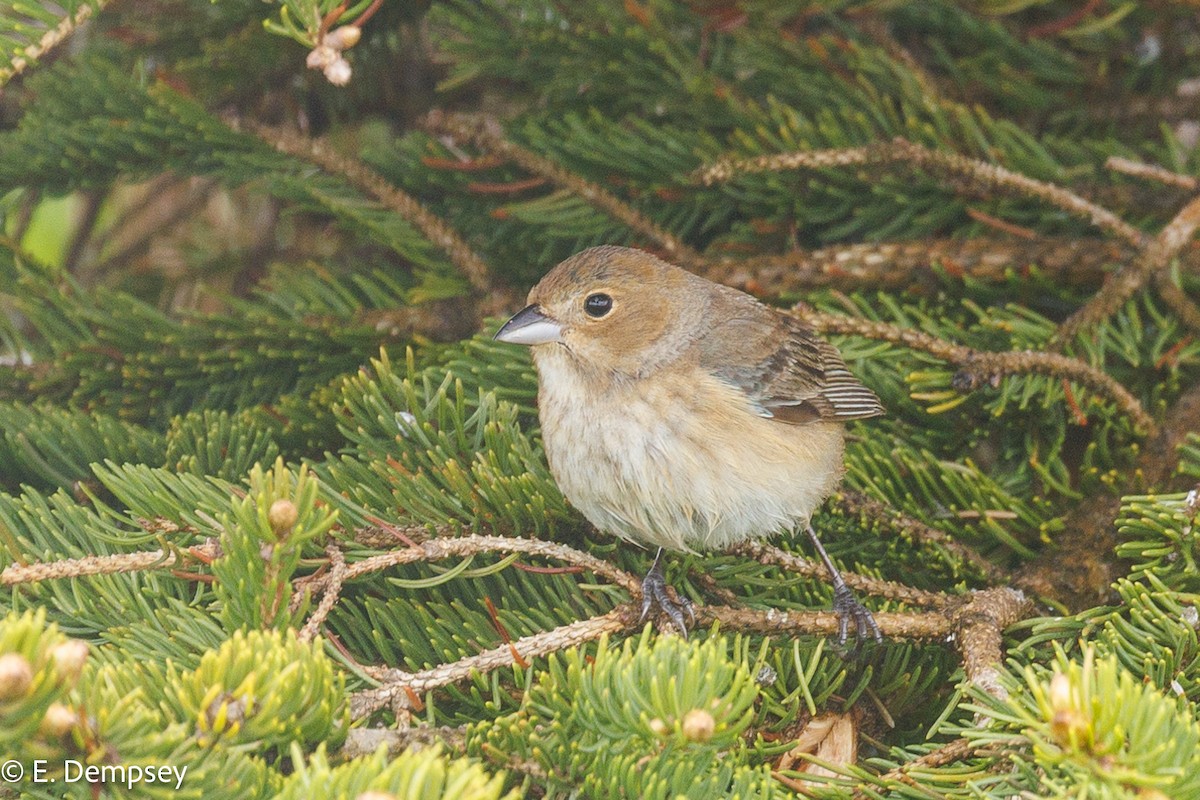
[584,293,613,318]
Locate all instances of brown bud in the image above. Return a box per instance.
[0,653,33,700]
[268,499,298,534]
[647,717,668,736]
[681,708,715,742]
[356,793,397,800]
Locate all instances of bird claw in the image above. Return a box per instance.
[639,561,694,637]
[833,584,882,646]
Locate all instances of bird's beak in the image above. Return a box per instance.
[493,304,563,346]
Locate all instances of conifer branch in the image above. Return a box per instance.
[1154,270,1200,333]
[246,122,500,294]
[698,138,1145,248]
[949,587,1032,699]
[795,308,1159,436]
[0,1,107,88]
[730,540,951,608]
[1105,156,1198,191]
[833,490,1006,584]
[298,544,346,643]
[1055,194,1200,346]
[847,737,982,800]
[699,237,1120,295]
[422,111,705,267]
[350,605,640,719]
[0,543,218,585]
[335,533,643,594]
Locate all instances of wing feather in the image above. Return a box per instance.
[699,291,884,425]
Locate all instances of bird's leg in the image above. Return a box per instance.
[804,525,882,645]
[639,547,694,637]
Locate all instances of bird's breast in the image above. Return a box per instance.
[532,347,846,551]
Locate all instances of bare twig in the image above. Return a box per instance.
[833,490,1005,584]
[247,122,498,294]
[947,588,1031,699]
[848,737,980,800]
[1,1,108,88]
[698,138,1145,248]
[351,605,640,719]
[0,543,217,585]
[794,308,1158,436]
[298,545,347,643]
[329,533,642,594]
[730,540,950,608]
[1106,156,1198,191]
[1056,194,1200,345]
[699,237,1122,296]
[422,111,705,267]
[1154,270,1200,333]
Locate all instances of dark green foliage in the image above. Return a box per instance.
[2,0,1200,797]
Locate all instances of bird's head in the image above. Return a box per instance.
[494,246,706,375]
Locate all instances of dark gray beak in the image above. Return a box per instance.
[494,304,563,346]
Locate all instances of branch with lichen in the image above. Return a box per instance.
[794,308,1158,436]
[422,111,705,268]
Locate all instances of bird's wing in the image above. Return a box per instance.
[699,294,884,425]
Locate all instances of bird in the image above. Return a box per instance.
[493,245,885,642]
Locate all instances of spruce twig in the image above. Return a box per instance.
[0,0,109,88]
[699,237,1121,295]
[298,544,347,643]
[1055,194,1200,346]
[795,308,1158,436]
[350,605,640,719]
[947,587,1032,699]
[1105,156,1198,191]
[697,138,1145,248]
[423,111,705,267]
[247,122,501,295]
[847,737,981,800]
[1153,270,1200,333]
[833,490,1006,584]
[730,540,951,608]
[0,543,218,585]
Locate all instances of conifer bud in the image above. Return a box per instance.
[40,703,76,737]
[324,57,352,86]
[1047,671,1086,746]
[51,639,89,685]
[306,44,338,70]
[681,708,715,742]
[325,26,361,50]
[647,717,668,736]
[268,499,299,534]
[356,793,396,800]
[0,653,33,699]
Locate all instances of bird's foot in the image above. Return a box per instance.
[833,584,882,646]
[639,557,694,637]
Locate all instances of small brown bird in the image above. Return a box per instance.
[495,246,884,641]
